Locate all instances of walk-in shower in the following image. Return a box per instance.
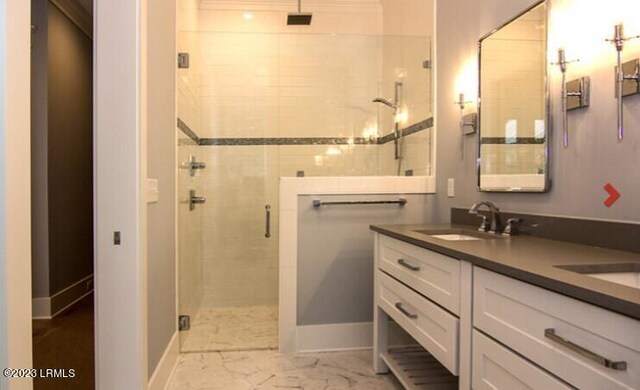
[176,0,433,353]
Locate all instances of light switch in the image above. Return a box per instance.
[447,178,455,198]
[147,178,159,204]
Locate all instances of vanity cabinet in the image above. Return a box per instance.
[474,267,640,390]
[374,234,463,388]
[373,231,640,390]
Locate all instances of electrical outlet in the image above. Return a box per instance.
[447,178,455,197]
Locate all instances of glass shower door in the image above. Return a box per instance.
[187,142,279,352]
[177,30,280,353]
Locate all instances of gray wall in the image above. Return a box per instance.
[297,194,436,326]
[31,0,93,298]
[146,0,177,377]
[434,0,640,223]
[31,0,50,298]
[47,3,94,293]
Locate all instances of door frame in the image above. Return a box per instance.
[0,0,34,389]
[94,0,149,388]
[0,0,151,389]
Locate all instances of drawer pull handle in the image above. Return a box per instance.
[395,302,418,319]
[397,259,420,271]
[544,328,627,371]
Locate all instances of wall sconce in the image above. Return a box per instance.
[453,93,477,135]
[607,23,640,142]
[553,48,590,148]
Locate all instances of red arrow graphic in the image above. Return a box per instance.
[604,183,620,208]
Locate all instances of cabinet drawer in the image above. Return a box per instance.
[378,235,460,315]
[474,267,640,390]
[377,271,459,375]
[472,330,572,390]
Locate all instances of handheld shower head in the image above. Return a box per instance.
[372,98,398,110]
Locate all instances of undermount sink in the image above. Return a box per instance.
[556,263,640,289]
[413,228,505,241]
[429,234,482,241]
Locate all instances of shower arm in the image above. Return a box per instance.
[607,24,640,142]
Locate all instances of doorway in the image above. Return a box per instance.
[30,0,95,388]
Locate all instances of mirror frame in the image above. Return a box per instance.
[477,0,551,193]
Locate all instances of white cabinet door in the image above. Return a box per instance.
[472,330,572,390]
[378,235,461,315]
[474,267,640,390]
[377,271,459,375]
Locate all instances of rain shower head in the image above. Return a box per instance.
[287,0,312,25]
[287,13,312,25]
[372,98,398,110]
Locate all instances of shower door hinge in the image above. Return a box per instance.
[178,315,190,331]
[178,52,190,69]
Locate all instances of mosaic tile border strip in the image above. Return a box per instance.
[198,137,373,146]
[177,118,200,144]
[178,138,198,146]
[480,137,545,145]
[177,117,433,146]
[377,118,434,144]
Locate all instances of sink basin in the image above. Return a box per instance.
[414,228,505,241]
[429,234,482,241]
[556,263,640,289]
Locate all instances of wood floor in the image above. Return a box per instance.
[32,294,95,390]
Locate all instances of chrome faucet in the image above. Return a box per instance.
[468,201,503,234]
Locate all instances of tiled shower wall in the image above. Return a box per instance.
[177,0,434,309]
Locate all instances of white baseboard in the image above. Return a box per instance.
[32,275,94,319]
[148,332,180,390]
[296,321,414,353]
[32,297,52,319]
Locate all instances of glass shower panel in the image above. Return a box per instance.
[377,35,433,177]
[276,33,381,177]
[176,29,433,353]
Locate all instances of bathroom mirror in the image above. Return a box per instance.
[478,1,550,192]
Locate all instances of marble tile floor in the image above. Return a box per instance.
[181,305,279,352]
[167,349,403,390]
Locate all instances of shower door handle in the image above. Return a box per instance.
[265,204,271,238]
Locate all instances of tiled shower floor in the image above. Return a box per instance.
[181,305,278,352]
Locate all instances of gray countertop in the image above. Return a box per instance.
[370,224,640,321]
